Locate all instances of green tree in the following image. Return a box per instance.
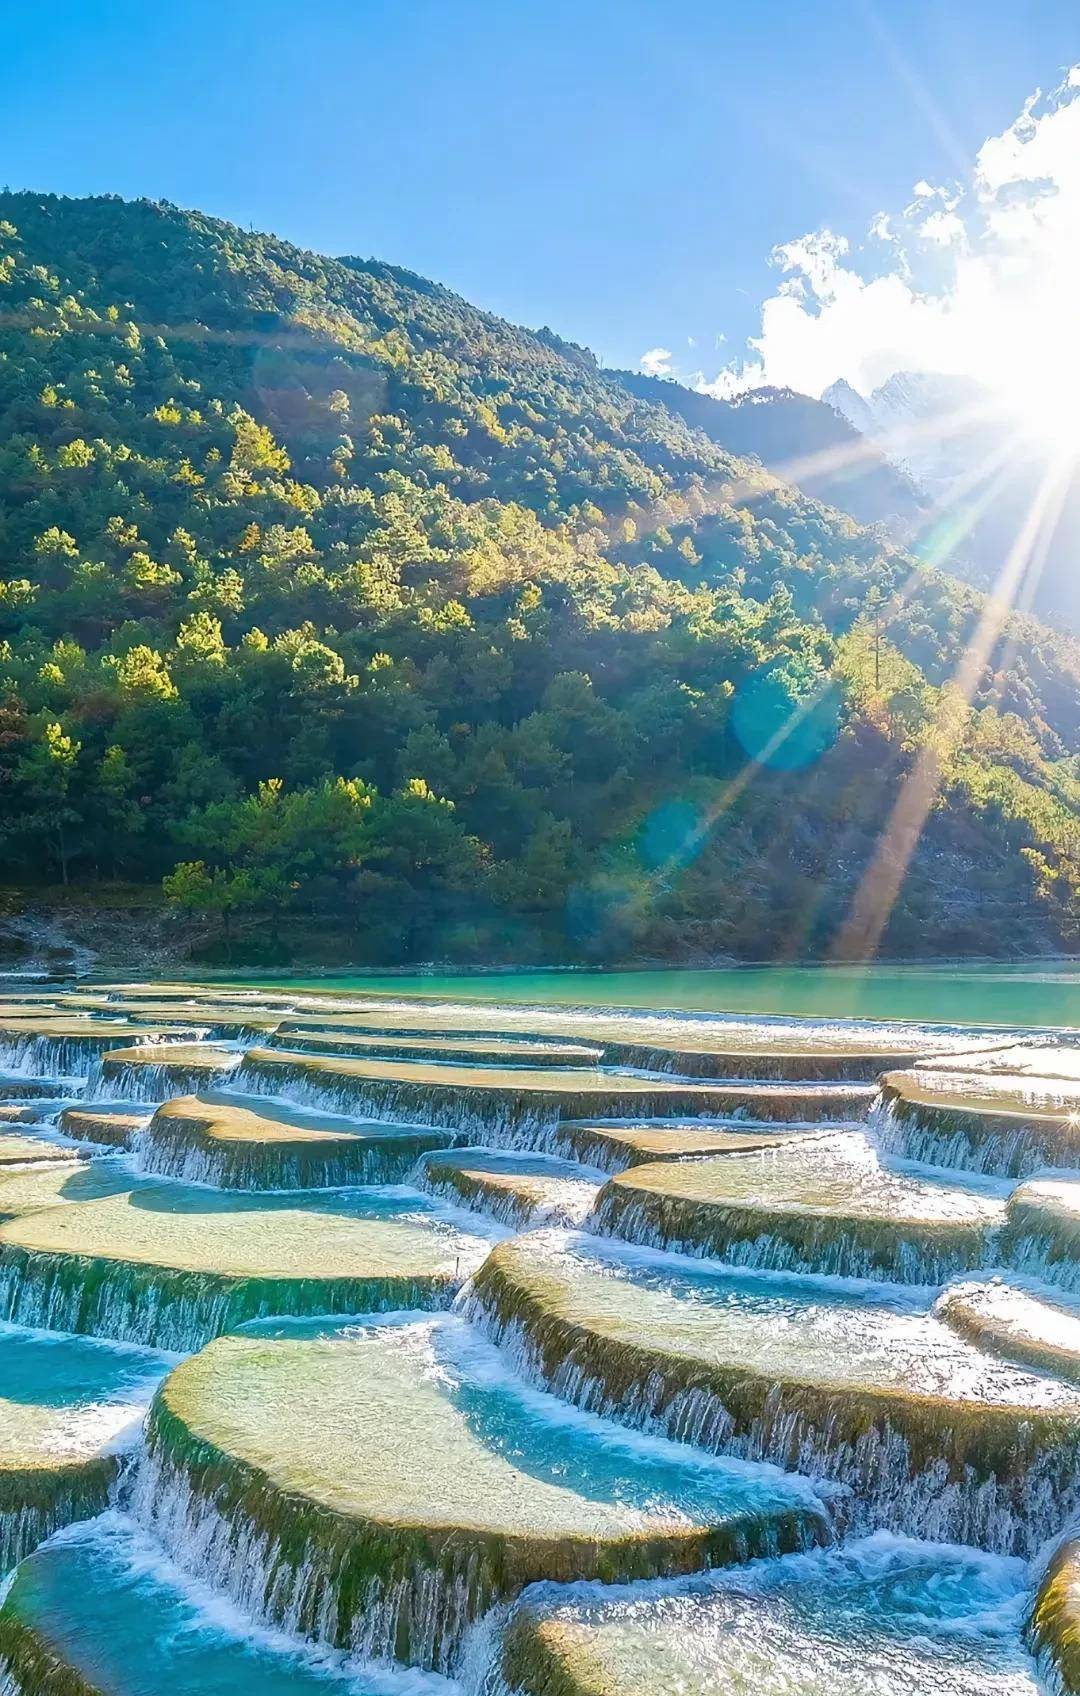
[95,744,144,876]
[17,720,81,883]
[162,860,270,958]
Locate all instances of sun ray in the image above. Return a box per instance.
[757,392,1008,504]
[831,450,1075,961]
[854,0,975,179]
[642,426,1048,911]
[645,674,842,905]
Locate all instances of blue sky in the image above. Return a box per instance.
[1,0,1077,377]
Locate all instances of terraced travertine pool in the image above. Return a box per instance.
[1,979,1080,1693]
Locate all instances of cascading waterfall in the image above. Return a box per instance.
[55,1106,148,1152]
[0,981,1074,1695]
[0,1029,205,1083]
[0,1035,96,1082]
[228,1059,568,1150]
[140,1134,444,1189]
[1004,1238,1080,1293]
[229,1052,870,1147]
[593,1042,896,1081]
[870,1081,1080,1179]
[459,1278,1080,1559]
[490,1534,1043,1696]
[85,1052,243,1102]
[130,1442,523,1676]
[585,1191,1000,1285]
[0,1463,114,1575]
[0,1248,457,1353]
[417,1157,601,1230]
[424,1180,593,1231]
[868,1094,1049,1177]
[136,1108,458,1190]
[131,1436,818,1682]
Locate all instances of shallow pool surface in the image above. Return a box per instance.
[224,962,1080,1029]
[0,1516,444,1696]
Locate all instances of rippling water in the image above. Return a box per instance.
[499,1532,1041,1695]
[1,1514,451,1696]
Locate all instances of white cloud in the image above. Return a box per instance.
[699,366,757,400]
[690,66,1080,428]
[918,209,965,245]
[639,346,673,377]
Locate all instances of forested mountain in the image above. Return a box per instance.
[0,191,1077,964]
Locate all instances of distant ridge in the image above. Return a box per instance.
[614,369,926,531]
[825,371,1080,627]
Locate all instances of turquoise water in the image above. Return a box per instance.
[480,1229,1062,1397]
[224,962,1080,1028]
[0,1324,169,1420]
[0,1321,170,1461]
[0,1516,442,1696]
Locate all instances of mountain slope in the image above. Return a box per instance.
[0,191,1076,963]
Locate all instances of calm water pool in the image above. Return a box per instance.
[224,963,1080,1029]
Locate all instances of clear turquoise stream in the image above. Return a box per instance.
[223,962,1080,1028]
[1,1515,447,1696]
